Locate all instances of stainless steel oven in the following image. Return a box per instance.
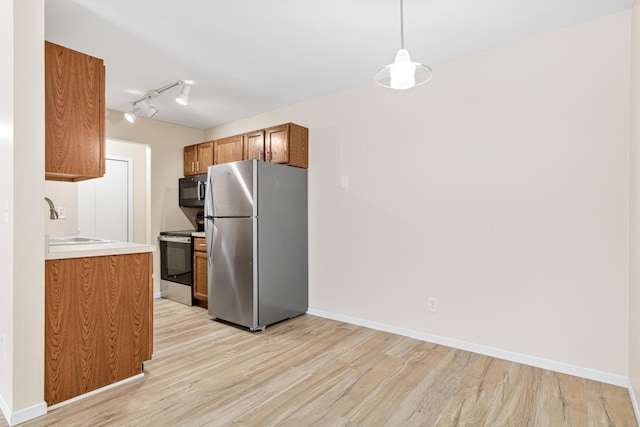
[159,232,193,306]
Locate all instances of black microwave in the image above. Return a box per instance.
[179,174,207,207]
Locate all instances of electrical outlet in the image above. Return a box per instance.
[57,206,67,219]
[428,297,438,313]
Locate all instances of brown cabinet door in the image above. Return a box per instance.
[243,130,265,161]
[214,135,244,165]
[265,124,289,164]
[184,145,197,176]
[193,250,208,303]
[45,253,152,405]
[45,41,105,181]
[196,141,214,174]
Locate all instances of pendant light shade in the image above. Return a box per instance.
[375,0,432,90]
[375,49,432,90]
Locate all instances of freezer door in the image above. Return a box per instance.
[207,217,256,329]
[207,160,255,217]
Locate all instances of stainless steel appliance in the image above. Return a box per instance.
[179,174,207,207]
[204,159,308,331]
[159,231,194,306]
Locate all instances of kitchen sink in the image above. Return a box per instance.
[49,236,113,246]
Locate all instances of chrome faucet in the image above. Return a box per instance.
[45,197,59,220]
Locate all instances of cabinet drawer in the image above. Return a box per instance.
[193,237,207,252]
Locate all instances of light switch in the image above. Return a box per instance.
[340,176,349,188]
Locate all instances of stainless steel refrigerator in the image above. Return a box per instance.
[204,159,308,331]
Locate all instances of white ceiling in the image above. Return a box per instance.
[45,0,633,130]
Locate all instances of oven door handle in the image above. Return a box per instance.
[159,235,192,244]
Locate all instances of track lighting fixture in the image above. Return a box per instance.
[124,80,192,123]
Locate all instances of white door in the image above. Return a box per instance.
[78,157,132,242]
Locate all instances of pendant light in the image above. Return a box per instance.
[375,0,432,90]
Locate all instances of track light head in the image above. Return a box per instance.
[124,108,139,123]
[175,83,191,106]
[137,98,158,118]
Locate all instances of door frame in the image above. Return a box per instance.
[106,155,134,242]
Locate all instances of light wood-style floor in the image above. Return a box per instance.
[5,298,637,426]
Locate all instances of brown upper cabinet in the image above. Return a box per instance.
[184,141,213,176]
[243,130,266,162]
[45,41,106,182]
[214,134,244,165]
[240,123,308,168]
[263,123,308,168]
[184,123,309,176]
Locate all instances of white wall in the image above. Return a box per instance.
[105,110,204,294]
[0,0,46,424]
[629,0,640,411]
[0,0,16,416]
[204,12,631,378]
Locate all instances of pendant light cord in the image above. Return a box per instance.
[400,0,404,49]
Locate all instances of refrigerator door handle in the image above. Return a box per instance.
[207,220,217,261]
[204,172,214,218]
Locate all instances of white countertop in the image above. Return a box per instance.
[191,231,205,238]
[46,241,155,260]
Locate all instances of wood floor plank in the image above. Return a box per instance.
[2,298,635,427]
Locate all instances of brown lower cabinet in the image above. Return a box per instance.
[44,252,153,405]
[193,237,208,306]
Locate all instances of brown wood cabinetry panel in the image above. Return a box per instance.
[189,123,308,170]
[265,124,289,164]
[193,237,207,252]
[193,250,208,304]
[214,135,244,165]
[45,253,153,405]
[243,130,265,161]
[45,41,105,182]
[264,123,308,168]
[287,123,309,168]
[197,141,214,173]
[184,144,197,176]
[184,142,213,176]
[193,238,208,304]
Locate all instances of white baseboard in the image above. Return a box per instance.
[306,308,628,387]
[0,393,46,426]
[153,291,162,299]
[629,379,640,425]
[47,373,145,411]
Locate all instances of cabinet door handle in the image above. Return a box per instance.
[198,243,206,247]
[196,161,200,171]
[191,162,195,172]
